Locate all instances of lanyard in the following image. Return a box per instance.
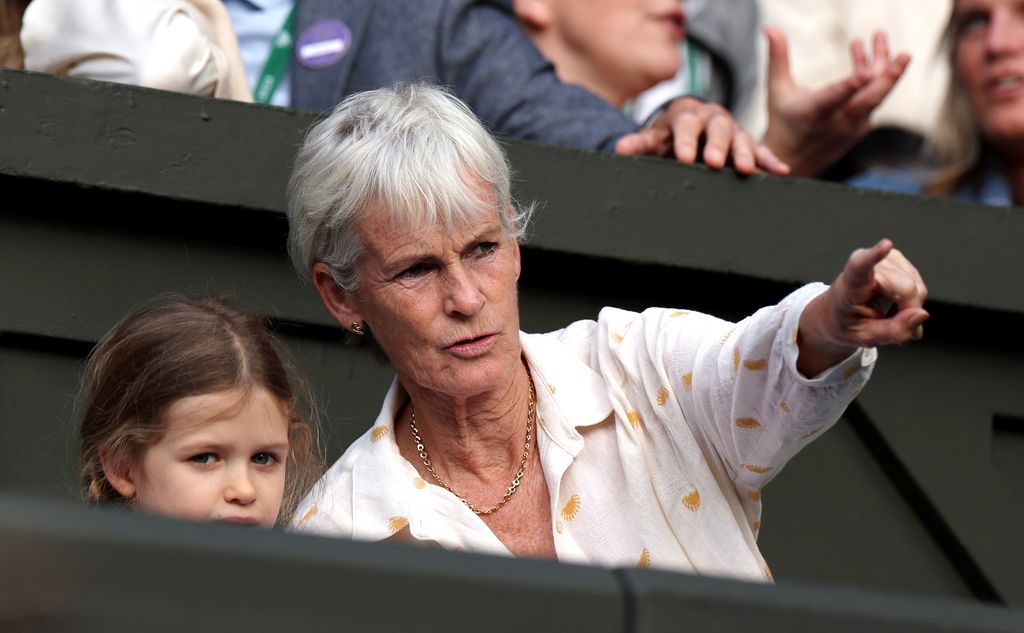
[684,39,702,97]
[253,5,295,104]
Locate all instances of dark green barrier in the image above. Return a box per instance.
[1,494,1020,632]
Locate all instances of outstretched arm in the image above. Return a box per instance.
[760,27,910,178]
[797,239,928,377]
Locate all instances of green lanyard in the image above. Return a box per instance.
[684,39,702,97]
[253,6,296,104]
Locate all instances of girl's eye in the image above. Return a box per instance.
[190,453,216,465]
[252,452,278,466]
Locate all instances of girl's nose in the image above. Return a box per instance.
[224,465,257,505]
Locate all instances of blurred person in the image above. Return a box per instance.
[630,0,760,126]
[749,0,951,157]
[850,0,1024,205]
[19,0,252,101]
[288,84,929,575]
[223,0,293,106]
[515,0,911,177]
[290,0,788,176]
[928,0,1024,204]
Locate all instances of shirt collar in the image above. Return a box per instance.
[520,331,612,453]
[348,330,613,543]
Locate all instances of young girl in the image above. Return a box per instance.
[77,295,322,527]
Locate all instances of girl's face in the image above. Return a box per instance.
[120,388,290,527]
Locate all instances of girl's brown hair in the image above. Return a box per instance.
[78,296,323,525]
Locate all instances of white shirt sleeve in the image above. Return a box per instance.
[595,283,873,529]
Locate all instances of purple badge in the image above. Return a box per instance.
[296,19,352,69]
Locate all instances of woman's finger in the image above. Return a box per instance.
[764,26,796,90]
[852,307,929,347]
[755,144,791,176]
[614,126,671,157]
[850,38,869,70]
[842,54,911,121]
[874,249,928,311]
[699,112,734,169]
[843,239,893,289]
[730,130,757,175]
[871,31,892,71]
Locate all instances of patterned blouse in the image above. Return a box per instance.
[292,283,874,582]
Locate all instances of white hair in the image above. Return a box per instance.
[287,83,534,290]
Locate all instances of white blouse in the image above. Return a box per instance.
[293,283,874,582]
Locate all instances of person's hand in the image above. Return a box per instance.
[760,27,911,178]
[797,239,928,377]
[615,96,790,176]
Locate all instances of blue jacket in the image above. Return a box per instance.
[292,0,637,152]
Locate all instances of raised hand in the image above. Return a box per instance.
[760,27,911,178]
[615,96,791,176]
[797,239,928,377]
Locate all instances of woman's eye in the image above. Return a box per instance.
[189,453,216,465]
[252,452,278,466]
[398,263,429,279]
[958,11,989,36]
[476,242,499,257]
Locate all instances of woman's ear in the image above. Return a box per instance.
[513,240,522,281]
[513,0,553,32]
[99,451,136,499]
[312,262,364,333]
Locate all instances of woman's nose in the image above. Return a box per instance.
[986,8,1024,54]
[224,465,257,505]
[443,266,485,317]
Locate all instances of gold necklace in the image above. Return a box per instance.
[409,374,535,516]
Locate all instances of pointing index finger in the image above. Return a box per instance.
[845,238,894,287]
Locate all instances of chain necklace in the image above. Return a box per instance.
[409,374,535,516]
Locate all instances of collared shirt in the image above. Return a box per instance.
[293,284,874,581]
[223,0,292,107]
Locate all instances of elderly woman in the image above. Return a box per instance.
[288,84,928,579]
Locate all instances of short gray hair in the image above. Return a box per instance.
[287,83,533,290]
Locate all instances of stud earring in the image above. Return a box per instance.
[351,321,365,336]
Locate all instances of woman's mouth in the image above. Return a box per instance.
[445,333,498,358]
[658,10,685,41]
[988,73,1024,99]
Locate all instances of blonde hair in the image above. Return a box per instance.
[77,296,323,526]
[927,2,989,197]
